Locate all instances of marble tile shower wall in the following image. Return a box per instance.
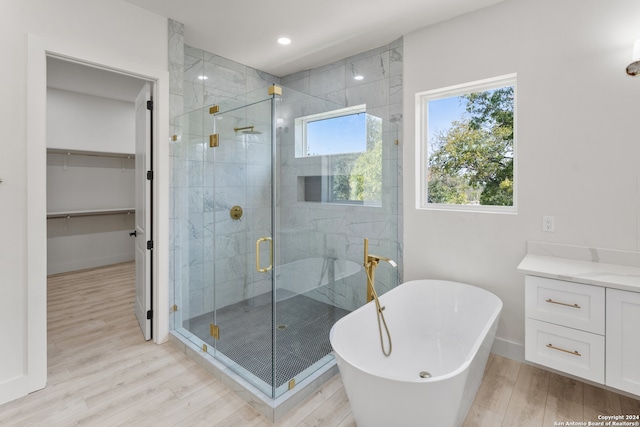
[169,21,403,325]
[279,38,403,310]
[171,35,281,323]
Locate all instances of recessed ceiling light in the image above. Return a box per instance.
[278,37,291,45]
[198,75,208,80]
[354,75,364,81]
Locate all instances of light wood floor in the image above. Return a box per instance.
[0,262,638,426]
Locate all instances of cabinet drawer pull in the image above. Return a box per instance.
[546,343,581,356]
[545,298,581,309]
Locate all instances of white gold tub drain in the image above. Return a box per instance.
[419,371,431,378]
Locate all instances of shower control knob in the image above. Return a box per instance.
[230,205,243,220]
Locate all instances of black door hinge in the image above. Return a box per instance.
[147,240,154,250]
[146,310,153,320]
[146,100,153,111]
[147,171,153,180]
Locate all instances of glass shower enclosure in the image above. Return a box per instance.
[172,85,400,399]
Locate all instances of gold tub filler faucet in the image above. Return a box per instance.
[363,238,397,356]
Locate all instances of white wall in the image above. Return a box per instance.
[46,151,136,275]
[47,218,136,274]
[47,88,135,154]
[47,154,135,213]
[0,0,168,405]
[403,0,640,358]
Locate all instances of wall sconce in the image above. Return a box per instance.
[625,40,640,76]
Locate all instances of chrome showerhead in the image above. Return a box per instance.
[234,125,262,135]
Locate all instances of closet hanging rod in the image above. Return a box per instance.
[47,148,135,159]
[46,208,135,219]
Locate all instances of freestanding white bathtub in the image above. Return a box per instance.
[330,280,502,427]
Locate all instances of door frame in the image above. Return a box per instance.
[26,34,169,394]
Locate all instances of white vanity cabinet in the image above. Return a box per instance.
[525,276,605,383]
[519,246,640,398]
[606,288,640,396]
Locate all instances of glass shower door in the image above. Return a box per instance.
[271,86,401,398]
[206,92,276,397]
[173,84,401,401]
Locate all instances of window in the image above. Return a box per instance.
[295,105,367,157]
[295,105,383,205]
[417,74,517,212]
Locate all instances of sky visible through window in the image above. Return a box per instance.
[428,96,467,142]
[306,112,366,156]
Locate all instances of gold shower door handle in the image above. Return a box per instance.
[256,237,273,273]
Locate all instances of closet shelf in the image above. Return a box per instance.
[47,148,135,159]
[47,208,135,219]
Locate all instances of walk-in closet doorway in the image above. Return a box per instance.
[45,57,154,340]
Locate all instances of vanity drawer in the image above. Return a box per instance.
[525,276,604,334]
[525,318,604,384]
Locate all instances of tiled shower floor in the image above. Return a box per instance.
[186,293,350,388]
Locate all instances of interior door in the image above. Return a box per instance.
[134,83,152,340]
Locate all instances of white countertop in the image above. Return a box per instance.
[518,253,640,293]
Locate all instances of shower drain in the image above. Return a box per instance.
[277,324,287,330]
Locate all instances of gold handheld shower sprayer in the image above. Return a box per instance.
[364,239,397,303]
[363,238,396,356]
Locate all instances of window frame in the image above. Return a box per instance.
[415,74,518,214]
[295,104,367,158]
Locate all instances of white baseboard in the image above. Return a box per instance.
[0,374,44,407]
[491,336,525,363]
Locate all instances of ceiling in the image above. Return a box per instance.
[124,0,504,77]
